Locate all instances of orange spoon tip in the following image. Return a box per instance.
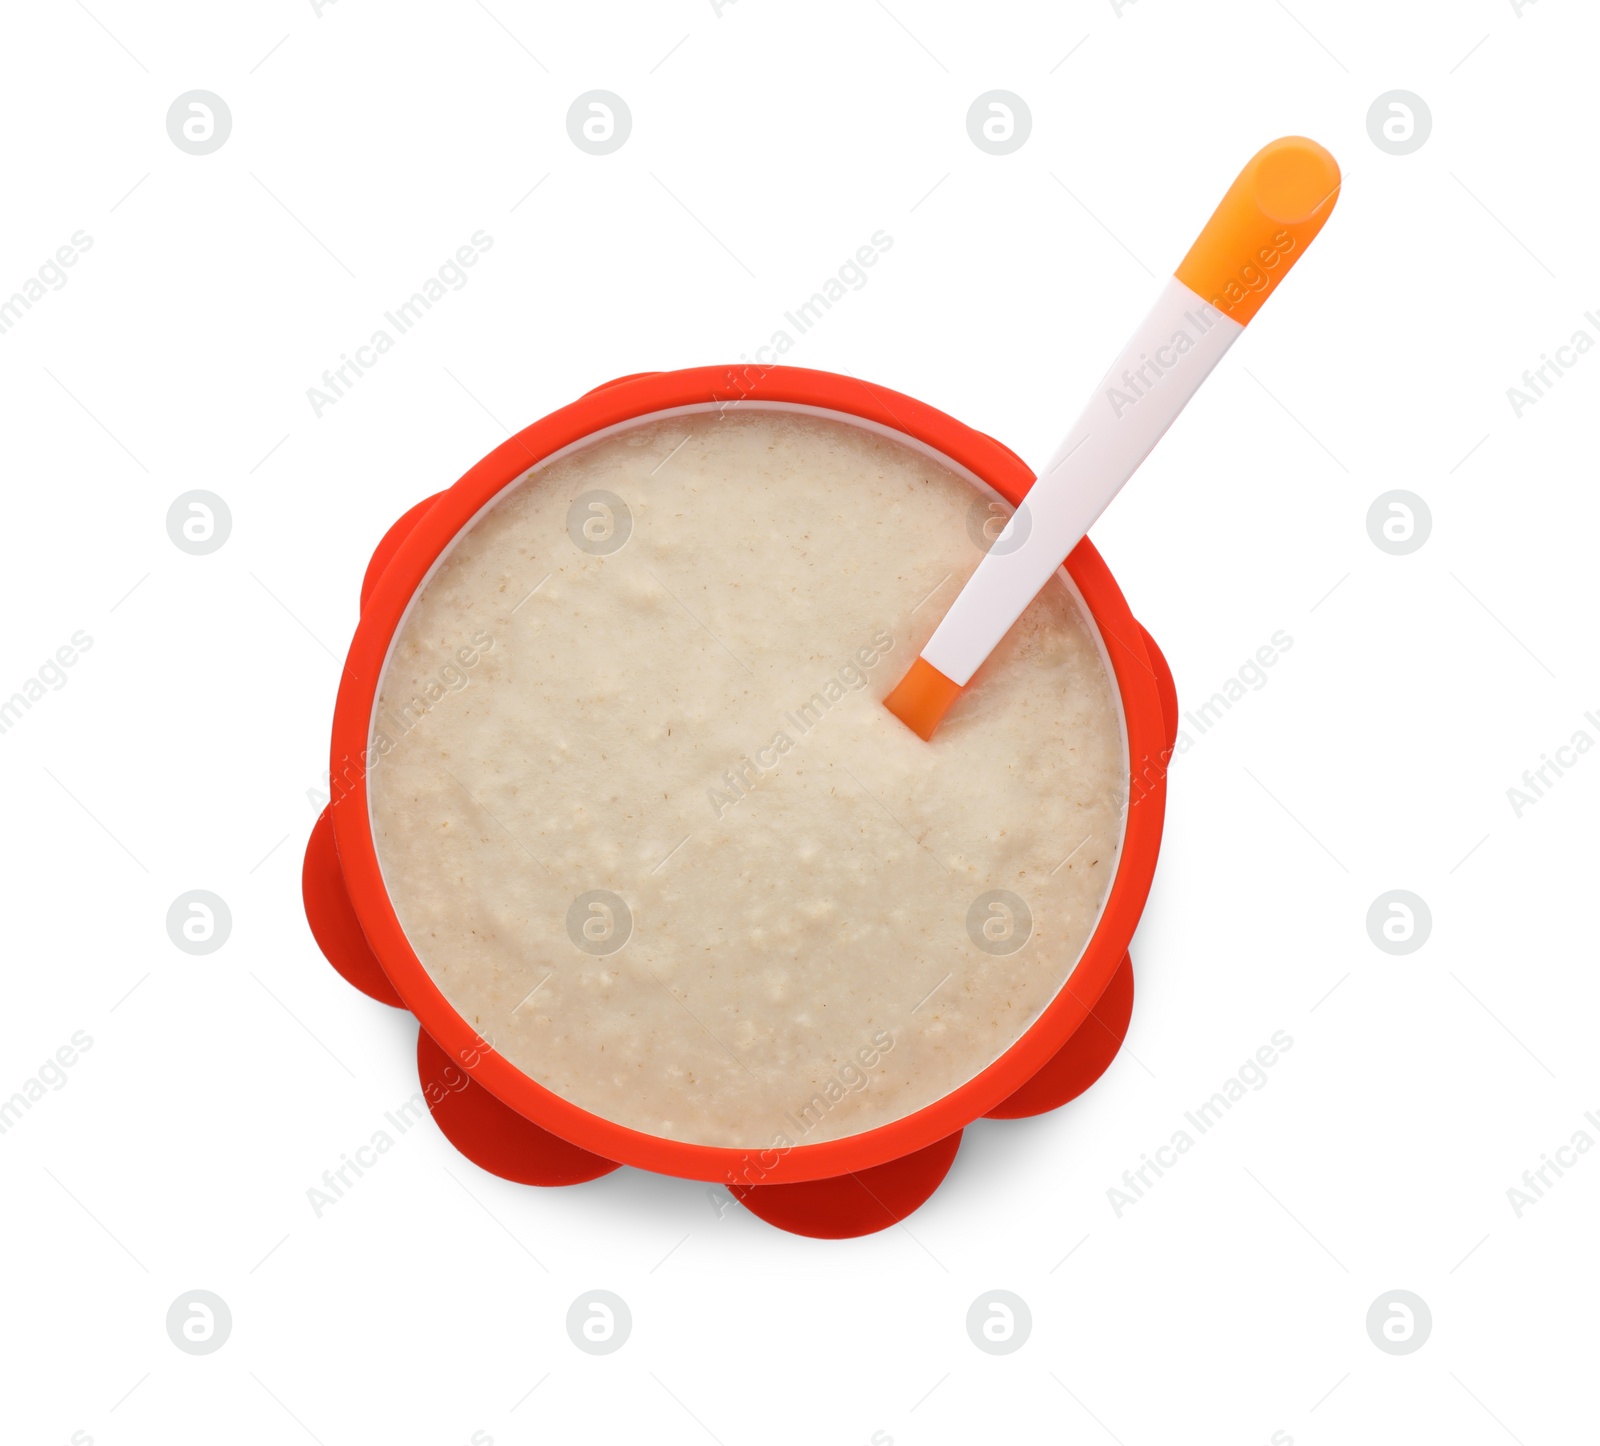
[883,657,962,741]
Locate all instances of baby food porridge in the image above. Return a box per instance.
[368,406,1128,1149]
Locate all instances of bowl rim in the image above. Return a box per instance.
[328,363,1170,1185]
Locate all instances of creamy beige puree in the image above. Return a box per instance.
[369,407,1128,1150]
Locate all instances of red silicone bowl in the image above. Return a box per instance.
[302,364,1179,1238]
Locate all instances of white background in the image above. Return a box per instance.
[2,1,1596,1442]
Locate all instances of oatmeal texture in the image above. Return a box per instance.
[369,408,1128,1149]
